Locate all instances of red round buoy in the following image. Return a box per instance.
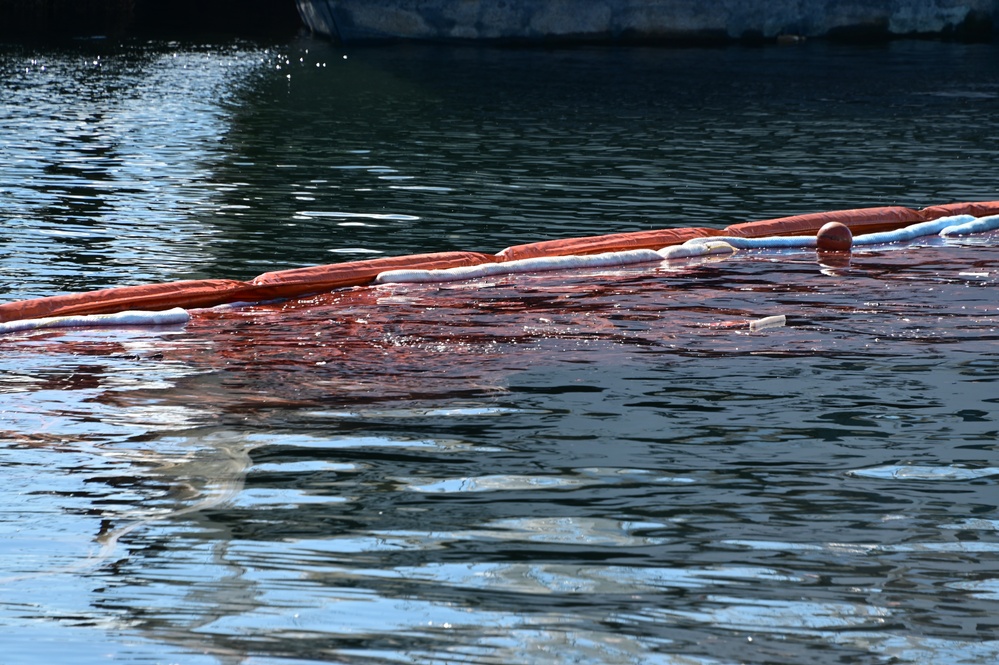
[816,221,853,252]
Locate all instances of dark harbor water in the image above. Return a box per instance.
[1,36,998,664]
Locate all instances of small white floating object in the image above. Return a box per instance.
[658,240,737,260]
[748,314,786,332]
[0,307,190,335]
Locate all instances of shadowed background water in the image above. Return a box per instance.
[0,36,998,664]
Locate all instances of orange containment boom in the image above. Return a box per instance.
[1,200,998,325]
[0,252,496,323]
[250,251,497,296]
[496,226,722,260]
[722,206,923,238]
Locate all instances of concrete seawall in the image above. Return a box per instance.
[296,0,999,43]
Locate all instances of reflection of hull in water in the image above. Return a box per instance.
[294,0,999,44]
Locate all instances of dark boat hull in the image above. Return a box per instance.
[294,0,997,44]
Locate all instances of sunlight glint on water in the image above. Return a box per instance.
[0,36,998,665]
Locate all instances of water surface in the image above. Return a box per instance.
[1,36,998,664]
